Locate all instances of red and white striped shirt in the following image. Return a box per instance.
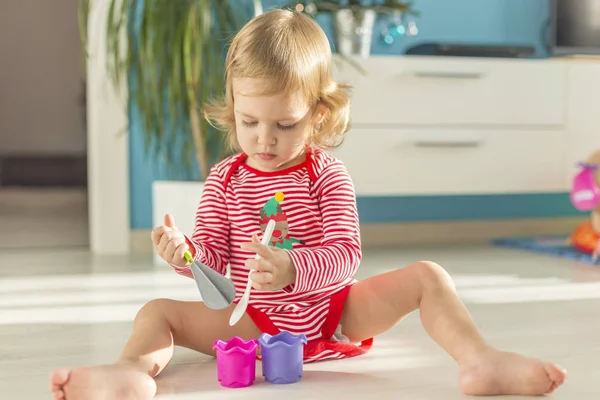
[173,146,370,361]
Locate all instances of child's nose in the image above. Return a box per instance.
[257,128,276,145]
[273,229,282,238]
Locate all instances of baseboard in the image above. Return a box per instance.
[358,217,585,247]
[130,217,586,253]
[0,155,87,187]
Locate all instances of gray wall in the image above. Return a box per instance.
[0,0,85,156]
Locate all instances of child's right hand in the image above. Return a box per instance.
[151,214,190,268]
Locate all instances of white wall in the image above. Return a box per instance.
[0,0,85,155]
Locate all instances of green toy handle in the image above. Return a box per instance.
[184,251,193,264]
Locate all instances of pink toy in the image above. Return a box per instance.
[571,162,600,211]
[213,337,258,388]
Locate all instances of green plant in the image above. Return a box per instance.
[78,0,260,180]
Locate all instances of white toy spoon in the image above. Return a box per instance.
[229,219,276,326]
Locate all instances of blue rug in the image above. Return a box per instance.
[491,236,599,265]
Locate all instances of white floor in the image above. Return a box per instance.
[1,244,599,399]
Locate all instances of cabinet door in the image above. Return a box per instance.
[334,56,567,127]
[328,128,568,196]
[565,62,600,185]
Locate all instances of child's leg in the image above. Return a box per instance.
[340,261,567,396]
[50,299,262,400]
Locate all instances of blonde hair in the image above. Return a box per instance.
[204,9,351,151]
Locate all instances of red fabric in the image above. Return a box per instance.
[246,284,374,363]
[170,146,369,357]
[176,147,362,343]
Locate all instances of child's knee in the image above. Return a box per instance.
[135,298,175,323]
[409,261,455,290]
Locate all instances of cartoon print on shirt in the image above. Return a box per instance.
[259,191,304,250]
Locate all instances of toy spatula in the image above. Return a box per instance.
[184,252,236,310]
[229,220,276,326]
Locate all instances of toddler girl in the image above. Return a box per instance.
[51,9,566,400]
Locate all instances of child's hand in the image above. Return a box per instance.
[151,214,190,268]
[241,234,296,291]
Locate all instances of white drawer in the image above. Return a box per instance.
[329,128,568,196]
[334,56,566,127]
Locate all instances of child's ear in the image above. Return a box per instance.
[314,103,328,124]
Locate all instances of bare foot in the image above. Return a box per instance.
[50,363,156,400]
[459,348,567,396]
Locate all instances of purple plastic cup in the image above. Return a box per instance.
[259,332,307,384]
[213,337,258,388]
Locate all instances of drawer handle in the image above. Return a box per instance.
[412,140,482,148]
[412,71,484,79]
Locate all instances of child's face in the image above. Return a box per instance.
[233,78,316,172]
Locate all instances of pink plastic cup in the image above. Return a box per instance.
[213,337,258,388]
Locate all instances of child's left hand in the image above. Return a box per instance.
[241,234,296,291]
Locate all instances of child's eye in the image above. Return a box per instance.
[277,123,296,131]
[241,120,257,128]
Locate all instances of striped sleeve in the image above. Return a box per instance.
[285,161,362,293]
[172,166,230,278]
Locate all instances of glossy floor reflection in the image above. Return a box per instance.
[1,245,599,399]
